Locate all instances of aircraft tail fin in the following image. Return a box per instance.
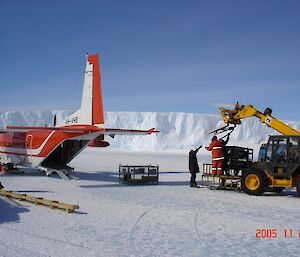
[60,54,104,127]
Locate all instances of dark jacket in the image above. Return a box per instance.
[189,146,201,173]
[221,136,229,149]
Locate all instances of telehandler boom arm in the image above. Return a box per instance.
[220,103,300,136]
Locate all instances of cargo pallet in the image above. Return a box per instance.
[201,163,242,190]
[0,189,79,213]
[119,165,159,184]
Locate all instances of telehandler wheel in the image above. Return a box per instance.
[242,169,266,196]
[296,176,300,198]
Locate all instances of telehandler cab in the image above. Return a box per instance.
[242,135,300,196]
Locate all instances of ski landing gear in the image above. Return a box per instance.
[39,165,79,180]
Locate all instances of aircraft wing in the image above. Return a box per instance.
[1,126,159,135]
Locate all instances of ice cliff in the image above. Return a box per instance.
[1,110,300,155]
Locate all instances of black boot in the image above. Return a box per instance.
[0,182,3,189]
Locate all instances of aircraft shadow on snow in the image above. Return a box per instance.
[0,198,30,224]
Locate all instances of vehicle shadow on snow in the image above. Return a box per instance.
[0,198,30,223]
[76,170,190,188]
[158,171,190,186]
[158,181,189,186]
[263,189,298,197]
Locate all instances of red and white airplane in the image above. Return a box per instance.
[0,54,158,179]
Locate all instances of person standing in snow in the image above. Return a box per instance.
[205,136,224,176]
[189,145,202,187]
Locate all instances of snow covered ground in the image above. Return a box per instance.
[1,149,300,257]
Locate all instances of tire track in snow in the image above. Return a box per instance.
[127,206,155,257]
[0,241,49,257]
[1,226,89,249]
[194,209,201,240]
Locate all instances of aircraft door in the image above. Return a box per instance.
[25,134,33,164]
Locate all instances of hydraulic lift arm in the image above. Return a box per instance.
[220,102,300,136]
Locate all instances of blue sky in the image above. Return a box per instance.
[1,0,300,120]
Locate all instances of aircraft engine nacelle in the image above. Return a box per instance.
[88,135,110,147]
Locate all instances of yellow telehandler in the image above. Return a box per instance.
[218,103,300,196]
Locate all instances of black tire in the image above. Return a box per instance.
[241,169,266,196]
[296,176,300,197]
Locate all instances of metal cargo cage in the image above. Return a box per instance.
[119,165,159,184]
[223,146,253,176]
